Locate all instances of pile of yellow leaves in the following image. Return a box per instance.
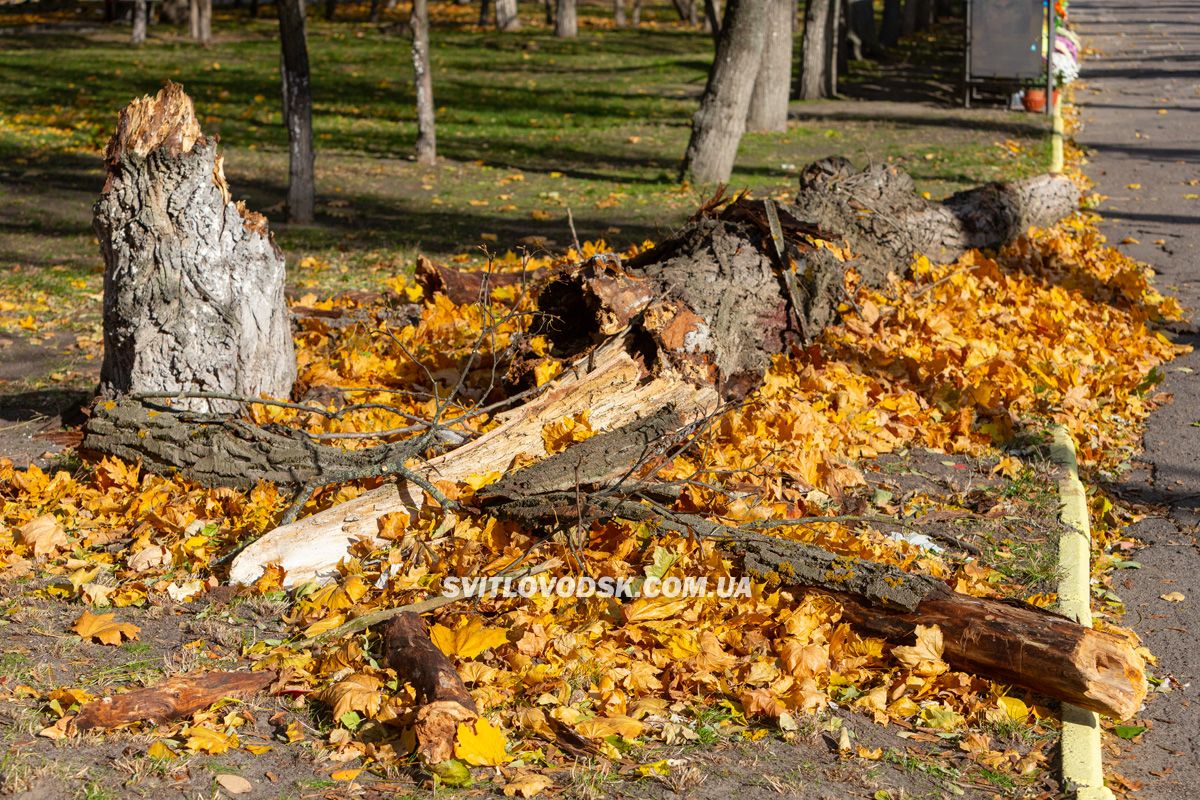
[0,202,1184,786]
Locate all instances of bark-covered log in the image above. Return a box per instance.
[680,0,769,184]
[837,590,1145,719]
[383,612,478,763]
[83,398,406,490]
[74,670,276,731]
[94,83,296,414]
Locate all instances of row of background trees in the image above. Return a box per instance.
[110,0,956,222]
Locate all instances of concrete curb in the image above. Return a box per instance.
[1051,93,1065,174]
[1048,425,1116,800]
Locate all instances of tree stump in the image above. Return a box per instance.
[93,83,296,414]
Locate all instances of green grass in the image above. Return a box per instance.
[0,3,1050,368]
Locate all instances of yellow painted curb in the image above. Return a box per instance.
[1050,93,1066,174]
[1048,425,1116,800]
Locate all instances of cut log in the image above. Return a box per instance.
[74,670,276,731]
[835,591,1146,720]
[382,612,477,763]
[94,83,296,414]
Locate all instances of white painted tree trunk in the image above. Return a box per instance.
[495,0,520,30]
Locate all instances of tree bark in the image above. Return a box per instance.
[495,0,519,30]
[798,0,831,99]
[132,0,148,43]
[197,0,212,44]
[75,671,276,732]
[411,0,437,165]
[679,0,769,184]
[189,0,199,36]
[835,589,1145,720]
[631,0,641,25]
[554,0,576,37]
[845,0,875,59]
[93,84,297,415]
[382,613,479,763]
[745,0,793,132]
[613,0,625,27]
[879,0,900,47]
[900,0,917,38]
[702,0,721,37]
[279,0,316,223]
[824,0,840,96]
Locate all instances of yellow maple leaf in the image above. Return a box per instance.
[72,611,139,646]
[184,725,238,754]
[503,771,554,798]
[430,617,509,659]
[319,673,383,720]
[17,514,68,558]
[455,717,509,766]
[540,409,594,455]
[891,624,947,677]
[574,715,644,740]
[146,740,178,760]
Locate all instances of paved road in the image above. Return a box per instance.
[1073,0,1200,796]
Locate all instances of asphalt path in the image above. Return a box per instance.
[1073,1,1200,795]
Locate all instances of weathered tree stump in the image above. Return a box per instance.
[94,83,296,414]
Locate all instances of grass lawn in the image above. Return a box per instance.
[0,2,1051,341]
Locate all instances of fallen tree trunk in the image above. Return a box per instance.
[86,161,1077,585]
[73,670,276,731]
[835,590,1145,720]
[383,612,478,763]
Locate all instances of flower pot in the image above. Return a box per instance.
[1022,88,1059,113]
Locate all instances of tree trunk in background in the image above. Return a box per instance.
[249,0,260,18]
[544,0,553,24]
[745,0,792,132]
[132,0,148,43]
[93,84,296,415]
[679,0,768,184]
[189,0,199,36]
[411,0,437,164]
[916,0,933,29]
[479,0,490,25]
[631,0,641,25]
[370,0,383,20]
[555,0,576,36]
[702,0,721,38]
[324,0,336,19]
[901,0,917,37]
[495,0,519,29]
[798,0,830,99]
[279,0,316,223]
[824,0,840,95]
[197,0,212,43]
[879,0,900,46]
[845,0,875,59]
[613,0,625,26]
